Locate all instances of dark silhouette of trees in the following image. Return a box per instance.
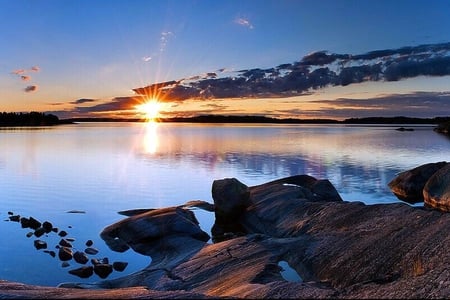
[0,112,61,126]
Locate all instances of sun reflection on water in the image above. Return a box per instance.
[142,121,159,154]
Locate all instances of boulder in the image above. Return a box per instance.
[388,161,448,203]
[424,163,450,212]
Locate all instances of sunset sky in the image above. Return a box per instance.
[1,0,450,120]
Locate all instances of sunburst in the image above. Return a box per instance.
[135,98,161,122]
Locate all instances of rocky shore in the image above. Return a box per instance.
[1,162,449,299]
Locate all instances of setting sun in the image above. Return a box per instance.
[136,99,161,121]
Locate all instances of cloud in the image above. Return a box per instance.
[31,66,40,72]
[274,92,450,119]
[131,42,450,102]
[234,17,254,29]
[12,69,26,75]
[70,98,97,105]
[24,85,38,92]
[20,75,31,81]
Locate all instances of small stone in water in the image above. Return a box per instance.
[9,215,20,222]
[28,217,41,230]
[85,240,93,247]
[34,227,46,237]
[113,261,128,272]
[73,251,89,264]
[58,246,73,261]
[69,266,93,278]
[34,240,47,250]
[58,230,68,237]
[59,239,73,248]
[42,221,53,233]
[93,264,113,279]
[85,247,99,255]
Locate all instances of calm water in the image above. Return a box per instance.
[0,122,448,286]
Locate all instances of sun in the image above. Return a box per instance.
[135,98,161,122]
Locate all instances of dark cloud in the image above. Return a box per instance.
[70,98,97,105]
[24,85,38,92]
[132,42,450,101]
[72,96,139,113]
[275,92,450,119]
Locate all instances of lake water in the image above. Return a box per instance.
[0,122,448,287]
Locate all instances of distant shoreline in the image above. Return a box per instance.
[1,112,449,127]
[62,115,450,125]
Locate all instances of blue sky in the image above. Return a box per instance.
[1,0,450,119]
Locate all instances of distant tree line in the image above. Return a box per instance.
[0,112,61,126]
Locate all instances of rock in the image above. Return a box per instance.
[93,264,113,279]
[99,206,210,262]
[85,240,93,247]
[112,261,128,272]
[42,221,53,233]
[58,230,68,237]
[388,161,448,203]
[58,246,73,261]
[8,215,20,222]
[423,163,450,212]
[73,251,89,264]
[59,239,73,248]
[68,266,93,278]
[33,227,46,237]
[395,127,414,131]
[26,232,33,238]
[61,262,70,268]
[84,247,99,255]
[33,240,47,250]
[27,217,41,230]
[20,217,30,228]
[91,257,109,266]
[211,178,251,239]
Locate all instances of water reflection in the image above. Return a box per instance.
[142,121,159,155]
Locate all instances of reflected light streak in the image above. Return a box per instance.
[143,121,159,154]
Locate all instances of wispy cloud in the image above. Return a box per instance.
[11,65,41,92]
[234,17,254,29]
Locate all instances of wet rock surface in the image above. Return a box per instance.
[2,166,450,299]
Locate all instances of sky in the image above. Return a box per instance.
[1,0,450,120]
